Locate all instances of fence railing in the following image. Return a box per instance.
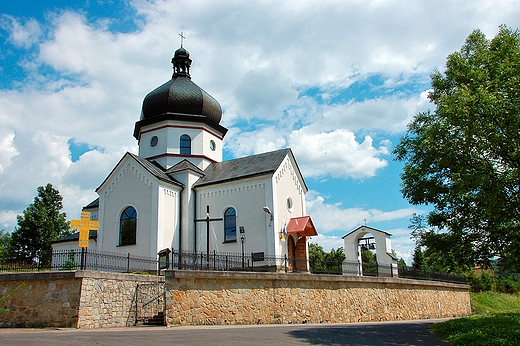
[0,248,160,274]
[0,248,466,284]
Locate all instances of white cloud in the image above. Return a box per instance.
[0,132,18,174]
[0,15,41,48]
[234,67,298,120]
[290,127,389,179]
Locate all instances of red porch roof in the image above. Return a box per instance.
[286,216,318,237]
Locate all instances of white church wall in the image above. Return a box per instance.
[172,170,202,253]
[272,155,307,257]
[98,161,156,259]
[157,185,180,253]
[138,123,169,160]
[52,239,97,252]
[195,177,271,257]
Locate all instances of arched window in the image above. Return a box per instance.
[224,207,237,242]
[119,206,137,246]
[180,134,191,155]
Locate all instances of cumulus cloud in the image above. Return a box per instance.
[0,15,41,48]
[234,67,298,120]
[306,192,419,234]
[289,127,389,179]
[0,132,18,174]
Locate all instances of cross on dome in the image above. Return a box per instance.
[179,31,186,47]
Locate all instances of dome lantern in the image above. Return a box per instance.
[137,40,223,128]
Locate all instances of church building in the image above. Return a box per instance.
[53,43,318,270]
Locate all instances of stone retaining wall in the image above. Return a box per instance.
[1,270,471,328]
[0,271,163,328]
[0,271,81,328]
[165,271,471,326]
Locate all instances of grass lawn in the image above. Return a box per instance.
[431,292,520,346]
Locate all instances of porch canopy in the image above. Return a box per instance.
[286,216,318,237]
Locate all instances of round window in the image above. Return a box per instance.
[286,197,293,212]
[150,136,158,147]
[210,140,216,151]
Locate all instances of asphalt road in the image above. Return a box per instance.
[0,319,452,346]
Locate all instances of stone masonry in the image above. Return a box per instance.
[1,270,470,328]
[0,271,164,328]
[165,271,471,326]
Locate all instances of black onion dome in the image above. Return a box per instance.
[140,46,222,125]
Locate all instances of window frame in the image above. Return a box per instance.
[180,134,191,155]
[119,206,137,246]
[223,207,237,243]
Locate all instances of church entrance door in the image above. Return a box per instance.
[295,237,307,272]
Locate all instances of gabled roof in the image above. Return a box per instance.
[341,225,392,239]
[166,159,205,176]
[83,198,99,209]
[52,230,97,244]
[194,148,306,189]
[96,152,184,192]
[286,216,318,237]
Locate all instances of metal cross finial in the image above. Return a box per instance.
[179,31,186,47]
[363,218,367,226]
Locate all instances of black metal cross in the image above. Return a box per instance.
[179,31,186,47]
[194,205,223,261]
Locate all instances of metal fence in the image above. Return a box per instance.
[0,249,160,274]
[0,248,466,284]
[171,250,293,273]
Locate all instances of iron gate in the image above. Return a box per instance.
[135,282,165,326]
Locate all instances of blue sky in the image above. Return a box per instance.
[1,0,519,263]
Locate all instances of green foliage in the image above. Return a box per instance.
[465,270,520,294]
[309,243,346,274]
[431,313,520,346]
[408,216,471,273]
[9,184,71,267]
[397,257,407,268]
[394,26,520,273]
[361,248,376,264]
[432,292,520,345]
[470,291,520,314]
[466,272,493,292]
[0,229,11,264]
[60,250,78,270]
[411,245,424,269]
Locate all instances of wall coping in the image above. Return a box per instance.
[165,270,469,290]
[0,270,165,283]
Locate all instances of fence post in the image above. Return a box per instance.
[284,254,287,273]
[127,253,131,273]
[80,247,85,270]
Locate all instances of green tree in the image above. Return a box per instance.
[309,243,346,274]
[394,26,520,272]
[10,184,70,267]
[361,248,377,264]
[411,245,425,269]
[0,229,12,264]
